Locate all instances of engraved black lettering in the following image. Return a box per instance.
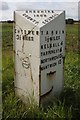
[41,45,43,49]
[61,41,63,45]
[60,47,62,52]
[50,43,52,48]
[36,31,39,35]
[50,37,52,41]
[15,29,16,33]
[30,37,33,41]
[21,29,23,34]
[16,35,19,40]
[32,31,34,35]
[45,36,49,42]
[44,44,46,49]
[46,31,48,35]
[28,30,31,34]
[43,52,45,56]
[58,59,61,64]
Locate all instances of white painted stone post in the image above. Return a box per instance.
[14,10,65,106]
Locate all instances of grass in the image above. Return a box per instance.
[2,23,80,119]
[2,23,13,51]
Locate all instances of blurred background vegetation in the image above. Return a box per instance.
[1,21,80,119]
